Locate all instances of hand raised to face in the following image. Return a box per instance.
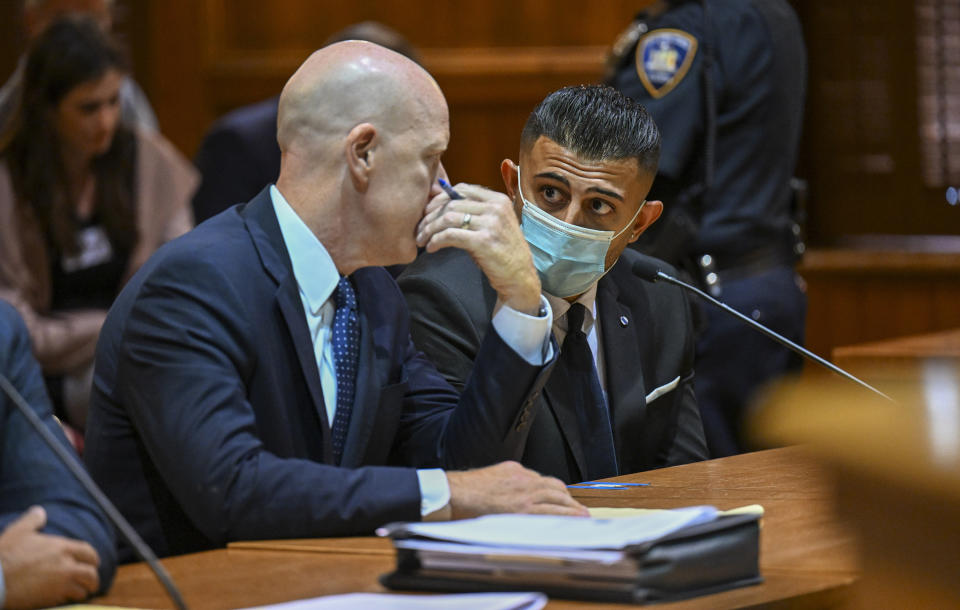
[416,183,542,315]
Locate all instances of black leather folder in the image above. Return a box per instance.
[380,513,762,604]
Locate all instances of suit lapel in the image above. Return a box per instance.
[598,268,650,463]
[242,189,332,460]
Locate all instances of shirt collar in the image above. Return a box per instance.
[270,185,339,314]
[544,282,599,333]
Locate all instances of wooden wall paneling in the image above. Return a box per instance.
[136,1,207,157]
[803,277,860,360]
[211,0,646,49]
[431,45,608,185]
[791,0,958,241]
[138,0,649,168]
[801,243,960,359]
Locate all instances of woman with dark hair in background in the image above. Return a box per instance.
[0,15,197,435]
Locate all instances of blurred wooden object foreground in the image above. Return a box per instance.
[753,355,960,608]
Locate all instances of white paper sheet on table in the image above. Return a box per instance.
[245,592,547,610]
[379,505,718,550]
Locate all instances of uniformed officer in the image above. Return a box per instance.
[606,0,808,457]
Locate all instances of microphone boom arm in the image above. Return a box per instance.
[646,267,894,402]
[0,374,189,610]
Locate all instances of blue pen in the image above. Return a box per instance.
[438,178,464,200]
[567,482,650,489]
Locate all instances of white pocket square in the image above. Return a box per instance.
[645,375,680,404]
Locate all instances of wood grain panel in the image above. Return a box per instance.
[801,242,960,359]
[790,0,959,240]
[133,0,649,180]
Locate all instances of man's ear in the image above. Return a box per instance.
[500,159,519,199]
[346,123,377,192]
[627,200,663,243]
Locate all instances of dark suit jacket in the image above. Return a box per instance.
[399,248,707,484]
[192,97,281,223]
[0,300,116,591]
[84,188,552,559]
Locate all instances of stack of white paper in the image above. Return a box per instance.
[378,505,718,550]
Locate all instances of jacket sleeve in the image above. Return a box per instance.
[113,257,422,544]
[394,260,553,470]
[0,301,116,592]
[397,268,486,393]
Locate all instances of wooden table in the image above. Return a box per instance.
[94,447,858,609]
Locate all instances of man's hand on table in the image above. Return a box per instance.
[440,461,589,520]
[0,506,101,609]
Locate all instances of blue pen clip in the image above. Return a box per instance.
[438,178,464,200]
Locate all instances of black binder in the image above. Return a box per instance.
[380,513,762,604]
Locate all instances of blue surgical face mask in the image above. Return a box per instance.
[518,167,645,298]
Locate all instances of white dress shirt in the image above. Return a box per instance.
[270,186,553,516]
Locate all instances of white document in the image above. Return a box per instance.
[246,592,547,610]
[380,505,718,550]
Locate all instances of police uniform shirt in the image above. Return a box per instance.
[608,0,806,266]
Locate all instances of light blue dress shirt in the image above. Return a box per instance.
[270,186,552,516]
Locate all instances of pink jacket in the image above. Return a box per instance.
[0,128,197,373]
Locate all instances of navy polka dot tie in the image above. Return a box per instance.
[331,275,359,464]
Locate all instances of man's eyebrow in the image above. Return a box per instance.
[534,171,570,187]
[534,171,624,201]
[586,186,624,201]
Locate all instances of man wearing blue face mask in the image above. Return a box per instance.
[400,85,708,483]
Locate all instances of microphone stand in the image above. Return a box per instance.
[632,261,894,403]
[0,374,189,610]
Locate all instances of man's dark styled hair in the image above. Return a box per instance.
[520,85,660,173]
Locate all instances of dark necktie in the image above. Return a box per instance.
[331,275,359,465]
[562,303,618,480]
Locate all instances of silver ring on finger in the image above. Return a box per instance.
[460,212,472,229]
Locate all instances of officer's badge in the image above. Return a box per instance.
[634,28,698,98]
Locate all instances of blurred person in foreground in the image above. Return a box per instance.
[85,41,586,561]
[0,300,116,609]
[0,16,196,432]
[400,86,708,484]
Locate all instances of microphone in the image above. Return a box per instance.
[630,257,893,402]
[0,373,189,610]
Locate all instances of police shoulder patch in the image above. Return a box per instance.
[634,28,698,99]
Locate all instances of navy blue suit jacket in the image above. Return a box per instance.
[0,301,116,591]
[85,188,551,559]
[192,97,281,223]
